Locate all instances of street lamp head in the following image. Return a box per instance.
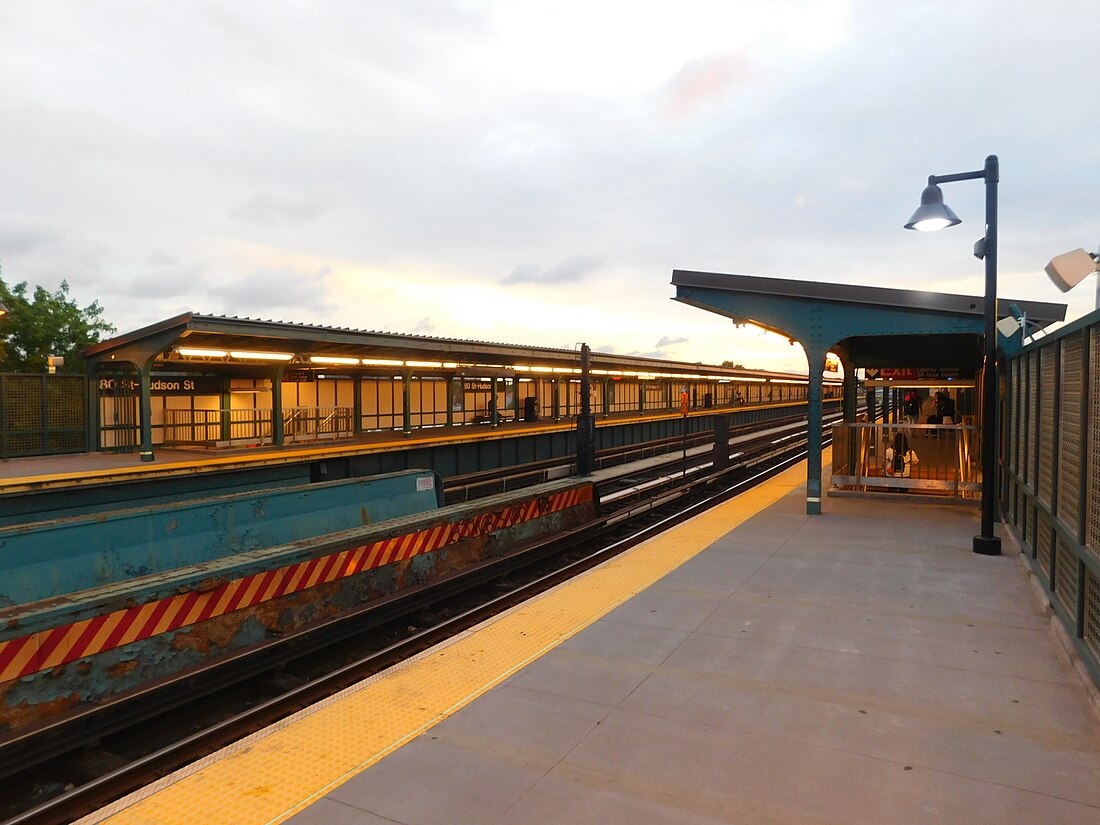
[904,183,962,231]
[0,302,9,317]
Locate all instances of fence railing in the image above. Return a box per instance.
[1002,310,1100,687]
[0,373,88,457]
[163,406,353,446]
[830,422,981,495]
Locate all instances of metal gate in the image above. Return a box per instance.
[0,373,88,458]
[96,366,140,452]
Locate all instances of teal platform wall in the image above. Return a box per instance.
[0,469,441,605]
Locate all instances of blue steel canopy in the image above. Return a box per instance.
[671,270,1067,515]
[672,270,1065,367]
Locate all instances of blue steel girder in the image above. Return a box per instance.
[675,286,984,358]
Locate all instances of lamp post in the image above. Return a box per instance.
[905,154,1001,555]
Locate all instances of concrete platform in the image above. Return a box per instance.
[289,484,1100,824]
[0,409,688,484]
[83,459,1100,825]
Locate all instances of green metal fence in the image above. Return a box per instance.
[1003,308,1100,686]
[0,373,88,458]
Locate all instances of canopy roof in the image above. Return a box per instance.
[85,312,812,381]
[671,270,1067,369]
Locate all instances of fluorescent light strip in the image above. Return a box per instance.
[229,350,294,361]
[178,347,227,358]
[309,356,359,365]
[361,358,404,366]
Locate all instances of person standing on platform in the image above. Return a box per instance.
[937,391,956,425]
[903,390,921,425]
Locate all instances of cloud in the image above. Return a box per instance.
[0,220,62,257]
[620,349,673,360]
[655,335,689,347]
[230,193,328,227]
[124,255,211,299]
[662,52,749,119]
[0,1,1097,366]
[211,265,336,316]
[411,316,434,334]
[501,253,606,285]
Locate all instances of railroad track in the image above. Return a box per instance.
[0,416,838,825]
[442,410,836,503]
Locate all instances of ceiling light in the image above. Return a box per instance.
[178,347,228,358]
[229,350,294,361]
[361,358,405,366]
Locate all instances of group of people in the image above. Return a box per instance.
[902,390,956,426]
[886,390,957,479]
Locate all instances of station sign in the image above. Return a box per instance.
[865,367,973,381]
[282,371,316,383]
[98,376,223,395]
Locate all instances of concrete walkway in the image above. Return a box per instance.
[290,488,1100,824]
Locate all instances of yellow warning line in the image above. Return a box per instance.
[86,456,815,825]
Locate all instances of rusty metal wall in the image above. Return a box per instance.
[0,479,597,733]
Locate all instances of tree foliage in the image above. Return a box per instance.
[0,274,115,373]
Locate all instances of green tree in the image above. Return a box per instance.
[0,275,115,373]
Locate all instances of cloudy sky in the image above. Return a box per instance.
[1,0,1096,373]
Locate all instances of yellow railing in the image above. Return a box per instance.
[830,422,981,496]
[163,407,353,446]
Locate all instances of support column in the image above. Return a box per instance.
[712,414,730,471]
[85,363,100,452]
[552,378,561,423]
[802,344,828,515]
[841,362,858,423]
[402,371,412,437]
[220,378,232,443]
[839,353,859,480]
[446,376,456,428]
[137,362,155,461]
[353,375,363,434]
[490,376,499,427]
[576,344,595,475]
[272,365,286,446]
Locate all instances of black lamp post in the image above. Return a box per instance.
[905,154,1001,555]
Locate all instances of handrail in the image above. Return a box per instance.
[830,422,981,496]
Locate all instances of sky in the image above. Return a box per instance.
[1,0,1096,374]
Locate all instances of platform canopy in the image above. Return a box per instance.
[671,270,1067,515]
[672,270,1066,370]
[83,311,805,382]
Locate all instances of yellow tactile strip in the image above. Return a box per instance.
[82,457,813,825]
